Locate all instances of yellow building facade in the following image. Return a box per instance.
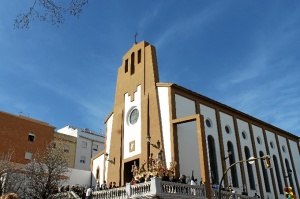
[54,132,77,168]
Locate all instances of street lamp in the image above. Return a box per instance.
[146,136,164,162]
[146,136,161,150]
[218,155,270,199]
[104,153,115,164]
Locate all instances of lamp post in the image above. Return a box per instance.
[146,136,164,168]
[146,135,151,143]
[104,153,115,164]
[218,155,270,199]
[146,135,151,169]
[146,136,161,150]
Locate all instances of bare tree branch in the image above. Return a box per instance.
[0,149,17,196]
[23,141,69,199]
[14,0,88,29]
[0,142,69,198]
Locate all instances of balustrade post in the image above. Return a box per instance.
[126,182,132,197]
[150,177,162,195]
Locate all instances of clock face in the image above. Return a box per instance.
[129,108,139,125]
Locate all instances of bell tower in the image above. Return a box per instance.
[106,41,164,186]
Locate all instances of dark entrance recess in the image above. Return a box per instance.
[124,159,139,185]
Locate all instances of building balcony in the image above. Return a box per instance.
[91,177,256,199]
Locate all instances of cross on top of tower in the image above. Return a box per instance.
[134,32,138,44]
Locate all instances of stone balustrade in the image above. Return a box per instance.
[92,177,206,199]
[91,177,257,199]
[211,189,257,199]
[92,187,127,199]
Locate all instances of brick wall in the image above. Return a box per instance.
[0,111,55,165]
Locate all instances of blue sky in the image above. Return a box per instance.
[0,1,299,136]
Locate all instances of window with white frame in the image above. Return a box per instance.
[93,144,98,151]
[80,156,86,164]
[28,133,35,142]
[82,141,87,148]
[25,152,33,160]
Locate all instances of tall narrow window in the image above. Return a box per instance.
[228,141,239,187]
[96,167,100,180]
[259,151,270,192]
[138,49,141,63]
[244,146,255,190]
[125,59,128,73]
[273,155,283,194]
[82,141,87,148]
[207,135,219,184]
[131,52,135,75]
[285,159,295,193]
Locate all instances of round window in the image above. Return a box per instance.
[257,136,261,144]
[205,118,212,128]
[128,108,139,125]
[242,131,247,140]
[225,125,231,134]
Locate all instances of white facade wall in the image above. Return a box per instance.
[123,85,142,159]
[177,121,201,183]
[200,105,222,185]
[288,140,300,197]
[175,94,196,118]
[57,126,105,143]
[171,95,299,198]
[57,126,105,171]
[75,137,92,170]
[265,130,285,197]
[58,126,78,137]
[236,119,257,196]
[219,112,241,189]
[174,94,201,182]
[91,155,105,187]
[278,135,299,197]
[64,168,92,187]
[157,87,172,168]
[105,114,114,182]
[251,125,270,198]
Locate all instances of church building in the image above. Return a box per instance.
[91,41,299,199]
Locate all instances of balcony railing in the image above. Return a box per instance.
[211,188,257,199]
[92,177,205,199]
[92,177,256,199]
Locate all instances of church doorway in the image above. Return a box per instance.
[124,159,139,184]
